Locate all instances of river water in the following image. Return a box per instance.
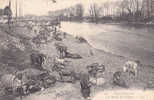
[61,22,154,66]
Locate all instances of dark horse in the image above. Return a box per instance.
[80,73,91,99]
[30,53,46,70]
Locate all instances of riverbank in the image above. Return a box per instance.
[20,30,154,100]
[0,22,154,100]
[61,21,154,66]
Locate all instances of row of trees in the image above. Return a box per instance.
[118,0,142,21]
[66,1,143,22]
[66,3,100,22]
[87,0,153,22]
[65,4,84,21]
[89,4,100,23]
[49,0,153,23]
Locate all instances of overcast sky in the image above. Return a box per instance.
[0,0,117,16]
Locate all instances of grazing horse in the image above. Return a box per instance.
[113,71,128,88]
[49,19,61,32]
[30,53,46,69]
[24,83,41,94]
[58,69,75,83]
[87,63,105,78]
[80,73,91,99]
[123,60,139,77]
[55,43,67,59]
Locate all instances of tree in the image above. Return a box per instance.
[121,0,133,16]
[75,4,84,18]
[145,0,153,18]
[119,0,143,21]
[120,0,142,15]
[89,3,100,23]
[4,6,12,25]
[101,1,110,16]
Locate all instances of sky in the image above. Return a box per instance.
[0,0,116,16]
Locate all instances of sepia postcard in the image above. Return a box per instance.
[0,0,154,100]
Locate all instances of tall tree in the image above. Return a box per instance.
[75,4,84,18]
[102,1,110,16]
[89,3,100,23]
[4,6,12,26]
[120,0,142,17]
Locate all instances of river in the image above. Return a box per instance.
[61,21,154,66]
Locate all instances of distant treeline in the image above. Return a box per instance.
[48,0,154,23]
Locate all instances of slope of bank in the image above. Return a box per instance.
[21,31,154,100]
[0,23,154,100]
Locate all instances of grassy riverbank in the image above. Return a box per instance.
[0,22,154,100]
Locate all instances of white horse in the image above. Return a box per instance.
[123,60,139,77]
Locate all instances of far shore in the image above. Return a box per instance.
[61,19,154,27]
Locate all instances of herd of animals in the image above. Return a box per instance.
[0,20,140,100]
[2,47,139,99]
